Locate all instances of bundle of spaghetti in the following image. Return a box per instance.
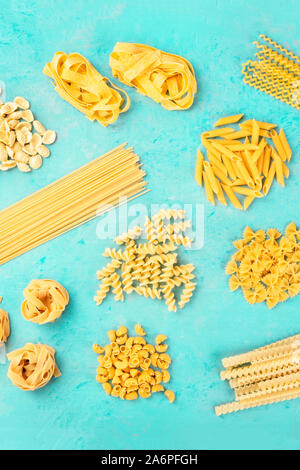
[226,223,300,309]
[0,144,148,266]
[110,42,197,110]
[44,52,130,126]
[195,114,292,210]
[94,210,196,312]
[215,333,300,416]
[242,35,300,109]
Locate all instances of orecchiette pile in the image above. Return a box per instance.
[0,96,56,172]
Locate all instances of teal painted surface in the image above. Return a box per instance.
[0,0,299,450]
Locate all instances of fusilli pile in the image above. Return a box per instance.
[94,210,196,311]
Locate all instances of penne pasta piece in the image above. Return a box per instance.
[207,152,228,176]
[262,145,271,177]
[252,138,267,162]
[211,165,232,186]
[282,162,289,178]
[221,154,237,180]
[272,149,285,187]
[230,178,247,187]
[232,186,259,197]
[235,159,254,188]
[215,182,227,206]
[279,129,292,162]
[221,184,243,210]
[263,161,276,195]
[270,129,286,162]
[240,124,271,138]
[244,149,261,185]
[224,130,251,140]
[224,144,259,151]
[195,149,204,186]
[202,127,235,138]
[203,171,215,205]
[211,142,241,161]
[241,120,277,130]
[251,119,260,146]
[203,161,220,195]
[244,195,256,210]
[214,114,244,127]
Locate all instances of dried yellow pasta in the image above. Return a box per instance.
[226,223,300,309]
[7,343,60,391]
[196,115,292,209]
[0,308,10,343]
[44,52,130,126]
[0,144,148,266]
[110,42,197,110]
[21,279,69,324]
[94,210,196,312]
[216,333,300,415]
[214,114,244,127]
[93,326,174,403]
[242,35,300,109]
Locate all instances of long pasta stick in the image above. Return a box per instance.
[0,188,149,265]
[0,177,147,259]
[0,148,135,228]
[0,144,127,216]
[0,160,144,245]
[215,386,300,416]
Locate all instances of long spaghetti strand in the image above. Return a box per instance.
[0,144,148,265]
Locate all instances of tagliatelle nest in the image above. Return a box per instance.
[226,223,300,309]
[44,52,130,126]
[21,279,69,324]
[7,343,61,391]
[0,308,10,343]
[110,42,197,110]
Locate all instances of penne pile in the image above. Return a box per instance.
[215,333,300,416]
[195,114,292,210]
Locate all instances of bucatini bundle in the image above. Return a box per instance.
[0,144,148,265]
[215,333,300,416]
[110,42,197,110]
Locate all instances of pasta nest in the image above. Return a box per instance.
[110,42,197,110]
[7,343,60,391]
[21,279,69,324]
[43,52,130,126]
[0,308,10,343]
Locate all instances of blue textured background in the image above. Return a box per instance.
[0,0,299,450]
